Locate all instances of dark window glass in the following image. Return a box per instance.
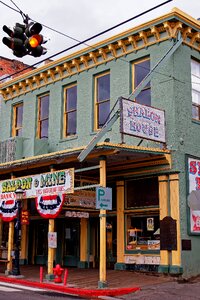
[13,103,23,137]
[38,94,49,139]
[40,96,49,119]
[126,177,158,208]
[97,74,110,102]
[96,73,110,129]
[40,119,49,138]
[64,85,77,136]
[134,59,151,106]
[98,101,110,127]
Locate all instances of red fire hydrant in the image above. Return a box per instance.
[53,264,64,283]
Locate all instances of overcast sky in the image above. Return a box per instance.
[0,0,199,67]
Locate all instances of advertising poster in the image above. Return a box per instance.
[188,157,200,234]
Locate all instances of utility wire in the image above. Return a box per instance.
[5,0,198,87]
[0,0,173,82]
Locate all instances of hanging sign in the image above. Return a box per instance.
[0,198,17,222]
[36,194,64,219]
[96,187,112,210]
[21,209,29,225]
[120,98,166,143]
[0,168,74,199]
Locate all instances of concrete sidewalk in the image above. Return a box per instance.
[0,265,174,298]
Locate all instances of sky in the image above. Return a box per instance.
[0,0,199,67]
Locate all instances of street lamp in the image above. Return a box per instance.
[12,188,24,276]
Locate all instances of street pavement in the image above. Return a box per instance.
[0,266,200,299]
[109,278,200,300]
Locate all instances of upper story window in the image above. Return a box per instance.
[12,103,23,137]
[37,94,49,139]
[191,59,200,121]
[63,84,77,137]
[132,58,151,106]
[94,72,110,130]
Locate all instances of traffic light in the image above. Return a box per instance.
[2,22,47,58]
[2,23,27,58]
[25,22,47,57]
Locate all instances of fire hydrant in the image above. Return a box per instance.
[53,264,64,283]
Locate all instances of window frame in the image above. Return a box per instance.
[132,57,151,106]
[12,102,23,137]
[94,71,110,131]
[191,58,200,121]
[63,83,77,138]
[37,93,49,139]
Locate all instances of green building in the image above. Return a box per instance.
[0,8,200,282]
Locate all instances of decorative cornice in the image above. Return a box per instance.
[1,8,200,101]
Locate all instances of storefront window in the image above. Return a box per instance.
[125,177,160,251]
[126,215,160,250]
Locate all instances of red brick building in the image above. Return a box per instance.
[0,56,34,80]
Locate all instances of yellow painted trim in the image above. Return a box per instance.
[116,181,125,263]
[1,8,200,101]
[12,102,23,137]
[7,222,14,272]
[80,218,88,262]
[63,83,77,138]
[47,219,55,275]
[94,71,110,131]
[169,174,181,267]
[99,158,107,283]
[158,175,169,266]
[131,57,150,101]
[37,93,50,139]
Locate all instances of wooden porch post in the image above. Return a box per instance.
[98,157,107,288]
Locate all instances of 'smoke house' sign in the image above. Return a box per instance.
[120,98,166,143]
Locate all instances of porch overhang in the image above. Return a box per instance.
[0,142,171,177]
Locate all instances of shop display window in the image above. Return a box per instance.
[126,215,160,250]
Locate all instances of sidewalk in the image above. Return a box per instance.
[0,265,174,298]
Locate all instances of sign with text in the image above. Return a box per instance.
[96,187,112,210]
[0,168,74,199]
[188,157,200,234]
[64,190,96,208]
[65,211,89,218]
[120,98,166,143]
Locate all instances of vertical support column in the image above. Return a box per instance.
[79,218,88,268]
[169,174,182,274]
[47,219,55,278]
[6,221,14,274]
[0,219,3,248]
[6,173,15,274]
[20,199,27,264]
[115,180,125,270]
[46,165,56,279]
[98,157,107,288]
[158,175,169,273]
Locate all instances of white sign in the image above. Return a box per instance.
[0,168,74,200]
[120,98,166,143]
[65,211,89,218]
[48,232,57,248]
[96,187,112,210]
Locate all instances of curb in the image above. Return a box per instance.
[0,275,140,297]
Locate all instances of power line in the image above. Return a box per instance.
[0,0,173,82]
[0,1,196,88]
